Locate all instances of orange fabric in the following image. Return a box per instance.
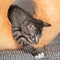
[33,0,60,48]
[0,0,60,49]
[0,0,22,50]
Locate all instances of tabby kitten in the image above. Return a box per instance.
[8,5,51,56]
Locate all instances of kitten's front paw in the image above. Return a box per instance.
[35,52,45,59]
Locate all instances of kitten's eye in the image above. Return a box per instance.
[27,23,36,31]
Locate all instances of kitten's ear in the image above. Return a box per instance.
[43,21,51,27]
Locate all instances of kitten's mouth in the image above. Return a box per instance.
[27,35,41,44]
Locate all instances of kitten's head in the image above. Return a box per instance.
[8,5,51,44]
[21,19,51,44]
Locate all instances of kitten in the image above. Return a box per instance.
[8,5,51,56]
